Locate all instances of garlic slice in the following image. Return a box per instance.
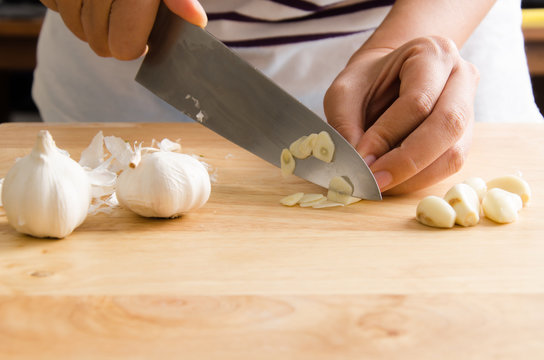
[280,192,304,206]
[289,133,317,159]
[280,149,295,178]
[313,131,335,163]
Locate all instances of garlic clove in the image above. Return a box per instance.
[487,175,531,206]
[462,177,487,202]
[482,188,523,224]
[116,152,211,218]
[444,183,480,227]
[1,130,91,238]
[416,196,456,228]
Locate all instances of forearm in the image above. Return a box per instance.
[362,0,496,51]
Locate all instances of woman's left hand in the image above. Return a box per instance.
[324,36,480,194]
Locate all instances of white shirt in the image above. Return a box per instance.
[32,0,543,124]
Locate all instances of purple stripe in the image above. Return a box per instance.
[208,0,395,23]
[223,28,375,47]
[268,0,325,11]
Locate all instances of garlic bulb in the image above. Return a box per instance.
[116,151,211,218]
[1,130,91,238]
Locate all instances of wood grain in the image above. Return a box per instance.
[1,123,544,358]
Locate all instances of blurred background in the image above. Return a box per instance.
[1,0,544,123]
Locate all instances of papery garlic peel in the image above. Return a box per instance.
[1,130,91,238]
[116,152,211,218]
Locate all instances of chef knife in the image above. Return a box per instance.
[136,4,381,200]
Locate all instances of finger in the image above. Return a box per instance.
[369,59,480,192]
[323,72,365,147]
[109,0,160,60]
[164,0,208,28]
[40,0,58,11]
[55,0,86,41]
[356,37,459,161]
[383,124,473,195]
[81,0,113,57]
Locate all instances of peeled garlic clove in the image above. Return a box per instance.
[444,183,480,227]
[280,149,295,178]
[487,175,531,206]
[463,177,487,202]
[280,192,304,206]
[482,188,522,224]
[416,196,456,228]
[312,131,335,163]
[116,152,211,218]
[1,130,91,238]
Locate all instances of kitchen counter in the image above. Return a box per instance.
[1,122,543,359]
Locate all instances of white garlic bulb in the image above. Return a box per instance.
[116,151,211,218]
[1,130,91,238]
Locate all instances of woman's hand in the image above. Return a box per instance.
[39,0,207,60]
[324,36,480,194]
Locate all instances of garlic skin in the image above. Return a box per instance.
[116,152,211,218]
[1,130,91,238]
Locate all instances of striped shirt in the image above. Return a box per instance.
[203,0,395,47]
[32,0,542,124]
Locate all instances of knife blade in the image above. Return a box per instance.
[136,4,381,200]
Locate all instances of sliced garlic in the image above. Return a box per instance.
[312,131,335,163]
[280,192,304,206]
[280,149,295,178]
[416,196,456,228]
[462,177,487,202]
[289,133,318,159]
[482,188,523,224]
[327,176,361,205]
[487,175,531,206]
[312,200,344,209]
[298,193,326,207]
[300,198,327,207]
[444,183,480,227]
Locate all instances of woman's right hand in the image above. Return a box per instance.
[39,0,207,60]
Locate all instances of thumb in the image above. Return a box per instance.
[163,0,208,28]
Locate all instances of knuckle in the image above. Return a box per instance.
[442,105,469,141]
[405,90,435,118]
[414,36,460,61]
[465,61,481,83]
[365,126,396,154]
[445,146,466,175]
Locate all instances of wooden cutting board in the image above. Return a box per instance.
[1,122,543,359]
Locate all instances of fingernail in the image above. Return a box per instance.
[373,171,392,190]
[363,155,376,167]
